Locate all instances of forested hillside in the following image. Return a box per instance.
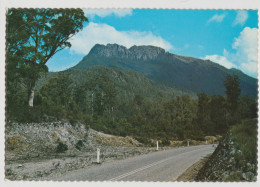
[72,44,257,97]
[7,65,257,145]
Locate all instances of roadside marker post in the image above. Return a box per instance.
[206,140,208,144]
[187,141,189,147]
[97,148,100,163]
[156,141,159,151]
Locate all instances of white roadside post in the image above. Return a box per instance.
[206,140,208,144]
[156,141,159,151]
[97,148,100,163]
[187,141,189,147]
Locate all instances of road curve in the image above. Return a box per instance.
[50,144,216,181]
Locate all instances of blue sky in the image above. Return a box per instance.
[46,9,258,78]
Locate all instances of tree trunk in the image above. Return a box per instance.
[28,89,34,107]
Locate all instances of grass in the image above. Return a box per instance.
[230,118,257,173]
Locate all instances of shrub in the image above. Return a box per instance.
[6,135,26,151]
[135,137,150,145]
[230,119,257,167]
[75,140,84,150]
[56,142,68,153]
[161,138,171,146]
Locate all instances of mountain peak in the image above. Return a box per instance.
[129,45,166,60]
[88,43,166,61]
[88,43,129,58]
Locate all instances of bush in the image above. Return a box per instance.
[56,142,68,153]
[6,135,26,151]
[8,105,43,123]
[75,140,84,150]
[230,119,257,167]
[161,138,171,146]
[135,137,150,145]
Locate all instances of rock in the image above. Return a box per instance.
[88,43,166,61]
[229,148,236,155]
[246,162,253,170]
[53,162,60,169]
[6,168,13,176]
[17,164,23,168]
[36,171,43,177]
[242,172,255,181]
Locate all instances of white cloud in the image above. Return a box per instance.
[203,27,258,77]
[207,14,226,23]
[69,22,174,55]
[204,54,236,69]
[233,10,248,26]
[84,9,132,18]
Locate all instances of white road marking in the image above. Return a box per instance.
[109,147,207,181]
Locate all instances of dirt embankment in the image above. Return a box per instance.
[5,121,157,180]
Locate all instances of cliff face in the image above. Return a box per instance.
[88,44,166,61]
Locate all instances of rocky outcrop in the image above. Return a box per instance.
[88,43,166,61]
[5,121,89,161]
[5,121,143,161]
[196,132,257,181]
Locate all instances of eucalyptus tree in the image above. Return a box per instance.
[6,9,88,107]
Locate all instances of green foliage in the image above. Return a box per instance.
[134,137,151,145]
[161,138,171,146]
[7,105,44,123]
[6,9,88,106]
[56,142,68,153]
[238,95,257,119]
[87,73,117,116]
[6,64,257,147]
[195,83,256,137]
[196,92,211,135]
[40,72,72,106]
[38,72,77,120]
[224,75,241,125]
[230,119,257,167]
[75,140,84,150]
[73,45,257,97]
[209,95,228,135]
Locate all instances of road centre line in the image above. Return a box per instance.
[109,147,207,181]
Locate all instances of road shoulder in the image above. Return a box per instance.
[176,154,211,182]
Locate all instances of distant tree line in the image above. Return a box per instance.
[6,70,257,144]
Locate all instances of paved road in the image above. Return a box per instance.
[51,144,216,181]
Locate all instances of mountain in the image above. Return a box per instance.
[71,44,258,97]
[37,66,196,103]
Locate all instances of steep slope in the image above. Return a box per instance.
[37,66,195,102]
[72,44,257,97]
[196,119,257,181]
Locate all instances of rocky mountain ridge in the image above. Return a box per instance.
[88,44,167,61]
[72,43,257,97]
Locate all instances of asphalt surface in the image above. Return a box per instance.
[50,144,216,181]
